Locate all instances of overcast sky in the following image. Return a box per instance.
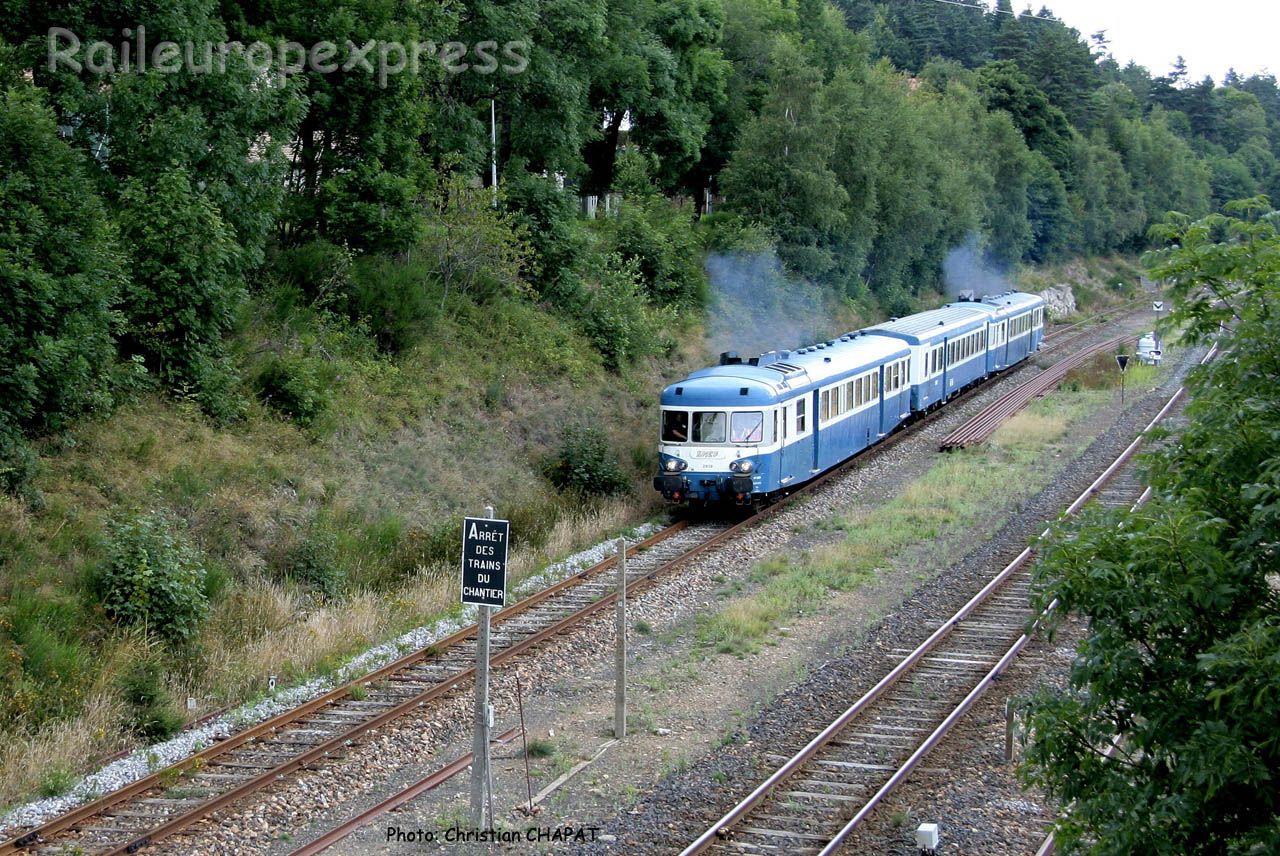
[1026,0,1275,83]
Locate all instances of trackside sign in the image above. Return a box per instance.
[461,517,509,607]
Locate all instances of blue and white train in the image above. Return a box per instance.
[653,291,1045,505]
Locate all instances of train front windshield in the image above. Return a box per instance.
[662,409,765,445]
[692,412,726,443]
[662,410,689,443]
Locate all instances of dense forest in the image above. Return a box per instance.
[4,0,1279,454]
[2,0,1278,808]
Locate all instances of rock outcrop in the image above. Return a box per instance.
[1038,285,1077,320]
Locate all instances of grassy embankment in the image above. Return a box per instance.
[0,251,1143,810]
[0,286,703,808]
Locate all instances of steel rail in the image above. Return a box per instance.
[680,344,1203,856]
[5,433,846,854]
[1029,342,1219,856]
[940,334,1136,450]
[284,727,522,856]
[53,439,882,855]
[817,598,1054,856]
[4,316,1156,856]
[0,524,686,855]
[1041,297,1148,348]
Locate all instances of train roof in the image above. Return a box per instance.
[661,333,908,407]
[862,305,989,343]
[982,291,1043,312]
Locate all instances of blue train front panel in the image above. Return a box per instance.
[654,335,909,504]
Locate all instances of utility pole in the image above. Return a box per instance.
[469,505,496,829]
[615,538,627,738]
[490,99,498,208]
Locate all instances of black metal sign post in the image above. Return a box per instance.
[1115,353,1130,405]
[463,508,509,830]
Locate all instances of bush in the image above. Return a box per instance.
[96,510,209,642]
[575,255,673,370]
[600,195,707,307]
[347,255,441,353]
[0,591,93,729]
[280,532,345,601]
[0,431,42,508]
[267,239,352,305]
[543,424,630,497]
[254,354,332,426]
[117,656,184,741]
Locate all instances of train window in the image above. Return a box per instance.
[781,407,787,440]
[731,411,764,443]
[662,410,688,443]
[773,409,778,442]
[692,411,727,443]
[796,399,807,433]
[846,380,856,408]
[820,390,831,423]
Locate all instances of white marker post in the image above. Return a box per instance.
[464,506,508,830]
[615,538,627,739]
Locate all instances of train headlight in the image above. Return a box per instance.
[730,459,754,474]
[663,458,688,472]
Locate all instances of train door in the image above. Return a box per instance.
[941,337,950,398]
[876,364,887,436]
[778,402,790,484]
[812,390,822,473]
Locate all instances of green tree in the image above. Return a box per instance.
[721,38,846,280]
[1022,198,1280,856]
[222,0,440,252]
[115,168,242,415]
[581,0,728,193]
[0,84,123,438]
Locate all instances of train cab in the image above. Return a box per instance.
[655,335,910,505]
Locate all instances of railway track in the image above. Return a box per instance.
[939,333,1137,450]
[0,300,1154,856]
[0,521,736,856]
[678,365,1192,856]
